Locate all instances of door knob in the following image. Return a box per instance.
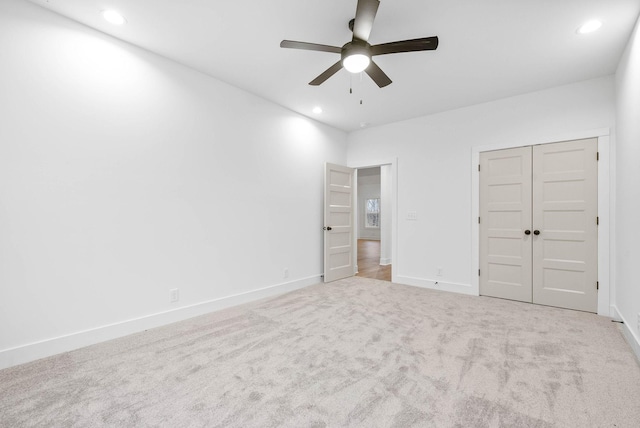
[524,230,531,235]
[323,226,332,231]
[533,230,540,235]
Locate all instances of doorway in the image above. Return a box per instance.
[355,166,392,281]
[479,138,598,312]
[324,160,396,283]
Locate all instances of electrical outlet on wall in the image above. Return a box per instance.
[407,211,418,220]
[170,288,179,303]
[284,268,289,279]
[437,267,443,277]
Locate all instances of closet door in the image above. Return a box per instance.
[479,147,532,303]
[532,138,598,312]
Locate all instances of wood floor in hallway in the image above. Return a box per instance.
[356,239,391,281]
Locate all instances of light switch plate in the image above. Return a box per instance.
[170,288,179,303]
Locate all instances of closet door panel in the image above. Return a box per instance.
[480,147,532,303]
[532,138,598,312]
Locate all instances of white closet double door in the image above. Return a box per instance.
[479,138,598,312]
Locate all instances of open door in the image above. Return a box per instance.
[324,163,355,282]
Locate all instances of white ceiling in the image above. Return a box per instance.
[28,0,640,132]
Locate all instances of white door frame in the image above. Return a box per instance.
[471,128,612,316]
[348,158,398,283]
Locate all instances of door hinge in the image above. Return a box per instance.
[478,269,481,276]
[597,152,599,161]
[596,281,599,290]
[478,216,481,224]
[596,216,599,225]
[478,164,481,172]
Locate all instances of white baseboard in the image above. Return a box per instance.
[610,305,640,364]
[395,275,476,296]
[379,258,392,266]
[610,305,622,320]
[0,275,321,371]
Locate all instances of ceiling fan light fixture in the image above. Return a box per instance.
[577,20,602,34]
[343,54,371,73]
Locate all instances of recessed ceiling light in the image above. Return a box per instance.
[102,10,126,26]
[312,107,322,114]
[577,20,602,34]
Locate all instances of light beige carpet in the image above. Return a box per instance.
[1,277,639,427]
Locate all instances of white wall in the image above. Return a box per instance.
[348,77,615,295]
[0,0,347,369]
[357,169,381,240]
[614,14,640,356]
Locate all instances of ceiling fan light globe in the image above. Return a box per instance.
[343,54,370,73]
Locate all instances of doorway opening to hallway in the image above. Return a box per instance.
[355,166,392,282]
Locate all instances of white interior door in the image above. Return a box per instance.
[324,163,355,283]
[532,138,598,312]
[479,147,533,303]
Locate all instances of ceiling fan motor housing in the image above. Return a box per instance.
[341,40,371,63]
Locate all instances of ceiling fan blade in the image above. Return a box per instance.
[309,61,343,86]
[371,36,439,56]
[280,40,342,54]
[365,60,392,88]
[352,0,380,42]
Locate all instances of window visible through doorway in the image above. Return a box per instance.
[365,198,380,228]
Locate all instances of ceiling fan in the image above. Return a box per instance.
[280,0,439,88]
